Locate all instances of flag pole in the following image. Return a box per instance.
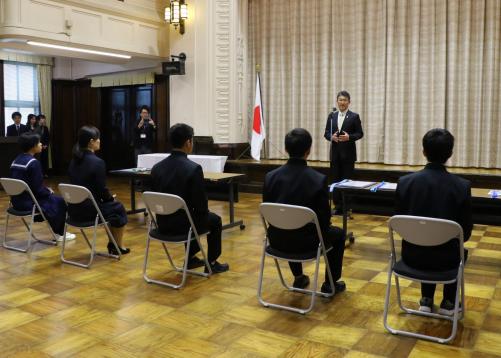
[256,64,266,159]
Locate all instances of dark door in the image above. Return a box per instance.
[101,85,153,169]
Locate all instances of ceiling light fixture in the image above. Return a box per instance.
[27,41,132,59]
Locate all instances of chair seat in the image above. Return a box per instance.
[66,216,104,228]
[393,259,459,282]
[8,207,35,216]
[149,229,208,242]
[265,245,320,261]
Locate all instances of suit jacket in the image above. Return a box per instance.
[323,110,363,163]
[6,124,29,137]
[39,126,50,146]
[134,118,156,149]
[263,158,331,253]
[68,151,114,215]
[395,162,472,270]
[151,151,209,234]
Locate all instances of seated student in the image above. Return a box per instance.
[68,126,130,255]
[10,133,74,241]
[6,112,28,137]
[263,128,346,294]
[395,128,472,315]
[150,123,229,273]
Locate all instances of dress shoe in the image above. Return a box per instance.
[187,256,205,269]
[418,297,433,313]
[438,299,462,316]
[205,261,229,274]
[292,274,310,289]
[321,280,346,294]
[107,242,130,255]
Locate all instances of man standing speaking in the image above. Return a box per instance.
[324,91,364,214]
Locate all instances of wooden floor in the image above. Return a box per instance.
[0,178,500,357]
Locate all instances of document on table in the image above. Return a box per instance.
[375,182,398,191]
[488,190,501,198]
[336,180,376,189]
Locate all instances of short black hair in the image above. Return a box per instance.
[11,111,21,120]
[38,114,46,120]
[139,105,150,113]
[19,133,40,152]
[169,123,194,149]
[285,128,312,158]
[337,90,351,101]
[422,128,454,164]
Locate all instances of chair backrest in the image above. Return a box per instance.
[260,203,318,231]
[142,191,198,236]
[388,215,464,262]
[58,184,92,204]
[0,177,30,196]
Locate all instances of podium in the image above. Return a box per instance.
[0,137,19,178]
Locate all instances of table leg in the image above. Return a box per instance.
[342,192,355,246]
[222,180,245,231]
[125,178,146,215]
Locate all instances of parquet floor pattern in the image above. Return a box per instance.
[0,178,500,357]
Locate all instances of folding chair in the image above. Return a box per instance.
[383,215,465,344]
[258,203,335,314]
[58,184,121,268]
[142,191,212,289]
[1,178,57,252]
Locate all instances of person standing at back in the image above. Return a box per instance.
[395,128,472,315]
[38,114,50,177]
[6,112,29,137]
[134,105,156,166]
[150,123,229,274]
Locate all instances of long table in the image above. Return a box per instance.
[335,183,501,243]
[110,169,246,231]
[137,154,227,173]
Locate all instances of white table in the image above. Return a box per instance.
[137,153,228,173]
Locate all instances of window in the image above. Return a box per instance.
[3,62,39,133]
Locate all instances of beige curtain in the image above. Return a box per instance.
[37,64,53,167]
[248,0,501,167]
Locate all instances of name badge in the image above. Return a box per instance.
[140,133,147,139]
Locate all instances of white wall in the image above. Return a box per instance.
[169,0,249,143]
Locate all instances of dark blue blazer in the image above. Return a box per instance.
[324,110,363,162]
[7,124,29,137]
[151,151,209,233]
[263,158,331,251]
[10,154,51,209]
[395,162,472,269]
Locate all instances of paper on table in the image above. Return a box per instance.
[336,180,376,189]
[377,182,398,191]
[488,190,501,198]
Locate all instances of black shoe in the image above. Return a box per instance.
[292,274,310,289]
[332,208,344,216]
[205,261,229,274]
[438,299,462,316]
[419,297,434,313]
[321,280,346,294]
[187,256,205,269]
[107,242,130,255]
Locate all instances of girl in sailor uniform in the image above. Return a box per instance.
[10,133,75,242]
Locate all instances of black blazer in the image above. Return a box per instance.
[323,110,363,162]
[134,118,156,148]
[6,123,29,137]
[68,151,114,205]
[263,158,331,252]
[395,162,472,269]
[151,151,209,233]
[39,126,50,146]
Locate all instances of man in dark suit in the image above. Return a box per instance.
[263,128,346,294]
[134,105,156,165]
[395,128,472,315]
[6,112,29,137]
[324,91,364,213]
[150,123,229,273]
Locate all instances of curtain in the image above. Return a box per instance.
[248,0,501,167]
[0,50,53,65]
[37,64,53,167]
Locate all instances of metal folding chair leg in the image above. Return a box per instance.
[257,244,333,315]
[383,265,464,344]
[143,236,210,290]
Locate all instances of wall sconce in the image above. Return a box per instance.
[165,0,188,35]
